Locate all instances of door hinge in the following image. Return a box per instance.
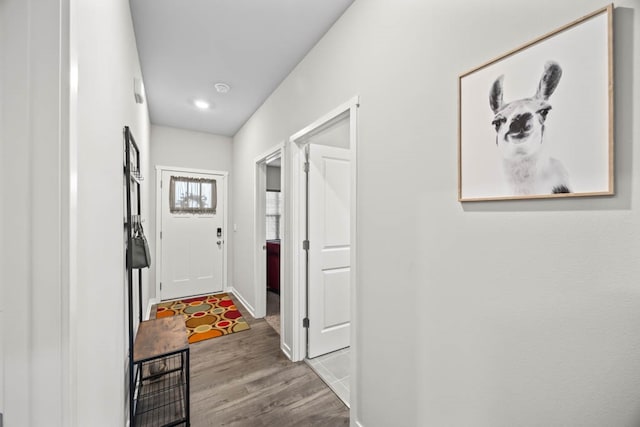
[160,282,162,290]
[160,231,162,239]
[304,162,309,173]
[303,318,310,328]
[303,240,309,250]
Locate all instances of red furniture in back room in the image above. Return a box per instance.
[266,240,280,293]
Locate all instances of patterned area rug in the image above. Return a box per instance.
[155,293,250,344]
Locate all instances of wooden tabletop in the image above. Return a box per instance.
[134,315,189,362]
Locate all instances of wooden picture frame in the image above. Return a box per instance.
[458,5,614,202]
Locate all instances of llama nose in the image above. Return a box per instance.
[509,113,533,134]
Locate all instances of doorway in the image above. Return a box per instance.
[155,166,229,301]
[265,155,283,334]
[286,97,359,407]
[254,145,285,343]
[306,142,351,358]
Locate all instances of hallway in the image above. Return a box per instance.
[188,294,349,426]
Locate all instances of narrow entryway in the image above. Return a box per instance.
[264,156,282,335]
[302,142,351,407]
[286,98,359,409]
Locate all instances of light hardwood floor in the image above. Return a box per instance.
[188,293,349,426]
[264,290,280,335]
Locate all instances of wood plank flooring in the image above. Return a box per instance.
[264,290,280,335]
[189,293,349,426]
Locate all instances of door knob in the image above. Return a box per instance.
[217,240,223,246]
[262,244,266,250]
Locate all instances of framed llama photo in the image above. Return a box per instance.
[458,5,614,201]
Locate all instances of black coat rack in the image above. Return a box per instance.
[124,125,143,425]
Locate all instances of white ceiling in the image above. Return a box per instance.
[130,0,354,137]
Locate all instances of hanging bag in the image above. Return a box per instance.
[129,220,151,269]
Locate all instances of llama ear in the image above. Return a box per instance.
[535,61,562,100]
[489,75,504,113]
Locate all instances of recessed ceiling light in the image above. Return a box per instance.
[214,82,231,93]
[194,99,210,109]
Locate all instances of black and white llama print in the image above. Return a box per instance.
[489,61,571,195]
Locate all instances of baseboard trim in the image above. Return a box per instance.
[228,287,255,318]
[145,298,160,320]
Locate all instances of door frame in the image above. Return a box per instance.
[285,95,359,363]
[253,143,285,321]
[155,165,229,301]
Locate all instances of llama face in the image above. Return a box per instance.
[489,62,562,161]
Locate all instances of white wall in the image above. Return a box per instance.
[2,1,149,424]
[1,0,72,425]
[307,114,350,149]
[0,0,4,417]
[74,1,150,425]
[266,165,281,191]
[150,125,233,172]
[149,125,233,300]
[232,1,640,426]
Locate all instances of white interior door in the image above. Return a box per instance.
[160,170,225,300]
[307,143,351,358]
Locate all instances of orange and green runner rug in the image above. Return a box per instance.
[155,293,250,344]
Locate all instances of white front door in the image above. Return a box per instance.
[160,170,225,300]
[307,143,351,358]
